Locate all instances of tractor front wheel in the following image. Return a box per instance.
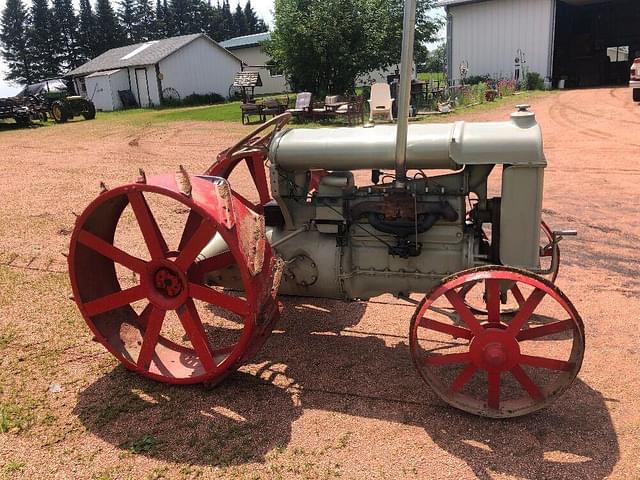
[82,100,96,120]
[410,266,584,418]
[51,101,69,123]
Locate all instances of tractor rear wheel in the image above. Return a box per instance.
[51,101,69,123]
[68,172,283,384]
[410,266,584,418]
[82,100,96,120]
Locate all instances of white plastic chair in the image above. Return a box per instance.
[368,83,394,122]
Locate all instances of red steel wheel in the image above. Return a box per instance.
[68,173,282,384]
[409,266,584,418]
[462,221,559,314]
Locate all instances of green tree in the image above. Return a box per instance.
[219,0,234,39]
[95,0,124,53]
[267,0,440,96]
[52,0,80,70]
[232,3,247,36]
[118,0,136,42]
[134,0,156,41]
[243,0,266,34]
[0,0,34,83]
[424,42,445,73]
[29,0,60,79]
[77,0,97,61]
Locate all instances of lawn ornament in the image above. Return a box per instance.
[68,2,582,418]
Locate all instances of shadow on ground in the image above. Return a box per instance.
[75,297,619,478]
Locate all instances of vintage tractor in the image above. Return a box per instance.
[18,78,96,123]
[67,3,583,419]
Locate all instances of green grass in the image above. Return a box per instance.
[417,71,446,82]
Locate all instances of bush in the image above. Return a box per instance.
[161,92,226,108]
[498,79,516,97]
[525,72,545,91]
[464,74,492,85]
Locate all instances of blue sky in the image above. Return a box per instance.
[0,0,443,96]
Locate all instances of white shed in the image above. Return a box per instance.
[85,69,129,111]
[67,34,242,110]
[440,0,640,88]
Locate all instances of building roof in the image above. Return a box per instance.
[220,32,271,50]
[86,69,122,78]
[232,71,263,87]
[68,34,240,77]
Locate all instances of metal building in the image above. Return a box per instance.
[440,0,640,87]
[67,34,242,111]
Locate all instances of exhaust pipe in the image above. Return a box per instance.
[394,0,417,187]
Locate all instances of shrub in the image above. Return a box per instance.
[464,74,492,85]
[525,72,545,91]
[161,92,226,108]
[498,79,516,97]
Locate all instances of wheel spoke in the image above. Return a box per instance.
[485,279,501,324]
[137,302,154,329]
[84,285,146,316]
[516,319,574,341]
[128,192,168,260]
[448,363,477,393]
[196,251,236,274]
[506,288,546,335]
[444,289,484,335]
[78,230,146,273]
[178,210,202,251]
[510,364,544,400]
[519,354,572,371]
[175,221,217,270]
[246,155,270,206]
[137,306,166,369]
[189,283,250,316]
[176,299,217,372]
[457,280,478,298]
[487,371,501,410]
[424,352,471,366]
[510,284,526,307]
[419,317,474,340]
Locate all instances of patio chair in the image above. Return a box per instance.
[262,98,285,119]
[312,95,341,121]
[335,95,365,125]
[368,83,394,122]
[286,92,312,122]
[240,100,264,124]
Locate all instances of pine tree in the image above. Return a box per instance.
[134,0,156,41]
[29,0,60,79]
[169,0,190,35]
[232,3,247,36]
[95,0,124,53]
[0,0,34,83]
[243,0,264,34]
[118,0,136,42]
[77,0,97,61]
[52,0,80,70]
[204,0,222,41]
[219,0,233,39]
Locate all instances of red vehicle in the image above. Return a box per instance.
[631,57,640,102]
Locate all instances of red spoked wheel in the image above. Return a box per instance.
[204,113,291,213]
[410,266,584,418]
[68,173,282,384]
[462,221,559,314]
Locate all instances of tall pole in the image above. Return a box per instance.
[394,0,417,187]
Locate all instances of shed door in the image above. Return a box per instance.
[135,68,150,108]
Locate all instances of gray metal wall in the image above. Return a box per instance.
[447,0,555,80]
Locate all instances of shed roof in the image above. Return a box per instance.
[86,69,122,78]
[68,34,240,77]
[220,32,271,50]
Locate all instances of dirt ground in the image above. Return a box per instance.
[0,87,638,480]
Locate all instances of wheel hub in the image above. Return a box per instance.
[144,260,189,310]
[154,267,183,297]
[469,329,520,372]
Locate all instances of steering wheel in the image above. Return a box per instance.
[225,112,292,159]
